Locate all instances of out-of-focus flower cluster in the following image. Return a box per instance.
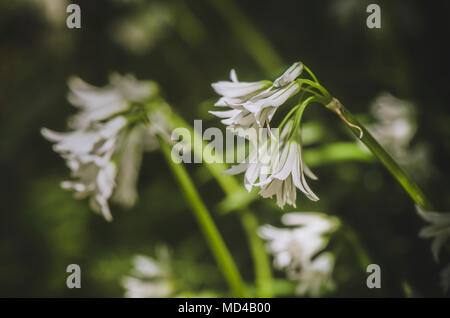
[259,212,339,297]
[369,92,432,179]
[42,73,168,220]
[122,247,174,298]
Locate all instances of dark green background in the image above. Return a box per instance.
[1,0,449,297]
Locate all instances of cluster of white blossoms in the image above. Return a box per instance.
[66,73,158,129]
[259,212,339,297]
[42,73,162,221]
[211,62,302,132]
[211,63,320,208]
[122,247,174,298]
[223,121,318,208]
[416,205,450,262]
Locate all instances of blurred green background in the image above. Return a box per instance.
[1,0,449,297]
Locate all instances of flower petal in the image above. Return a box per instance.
[273,62,303,87]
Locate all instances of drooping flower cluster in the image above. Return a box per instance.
[42,116,128,221]
[416,205,450,262]
[42,73,164,221]
[121,247,174,298]
[223,122,318,208]
[259,212,339,296]
[210,62,302,133]
[67,73,157,129]
[211,63,322,208]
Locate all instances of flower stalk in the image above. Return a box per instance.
[158,136,247,297]
[167,113,274,297]
[336,103,433,211]
[325,98,363,138]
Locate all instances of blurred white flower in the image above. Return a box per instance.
[42,117,127,221]
[42,116,127,167]
[259,212,338,296]
[368,92,432,179]
[370,92,416,149]
[111,126,145,208]
[416,205,450,262]
[211,62,303,131]
[122,277,173,298]
[122,247,174,298]
[42,74,164,220]
[67,73,157,129]
[296,253,335,297]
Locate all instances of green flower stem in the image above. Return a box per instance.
[338,103,433,210]
[279,104,300,131]
[158,136,247,297]
[290,96,319,141]
[239,209,273,297]
[168,113,274,297]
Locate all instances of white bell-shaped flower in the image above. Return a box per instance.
[210,62,303,131]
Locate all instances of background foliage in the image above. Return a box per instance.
[1,0,449,297]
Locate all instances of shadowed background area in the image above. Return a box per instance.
[0,0,449,297]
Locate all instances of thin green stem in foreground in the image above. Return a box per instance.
[239,209,273,297]
[338,104,433,210]
[168,113,274,297]
[159,137,247,297]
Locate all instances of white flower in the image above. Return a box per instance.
[212,64,315,208]
[259,212,338,296]
[122,277,173,298]
[67,73,157,129]
[131,255,167,279]
[41,73,165,220]
[210,69,270,132]
[42,116,127,168]
[259,212,337,276]
[296,253,335,297]
[258,140,319,208]
[224,123,318,208]
[122,248,174,298]
[222,131,276,190]
[369,92,416,151]
[210,62,303,131]
[369,93,432,180]
[416,205,450,262]
[42,116,128,220]
[111,126,145,208]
